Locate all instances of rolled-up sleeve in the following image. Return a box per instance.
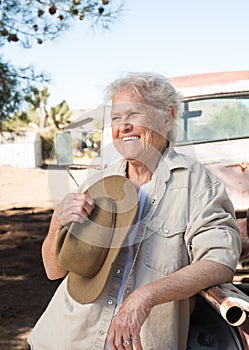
[186,173,242,271]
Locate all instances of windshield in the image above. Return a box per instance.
[176,96,249,144]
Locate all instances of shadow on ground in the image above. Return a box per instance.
[0,208,61,350]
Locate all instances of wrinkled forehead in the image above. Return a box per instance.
[111,88,144,112]
[112,88,143,104]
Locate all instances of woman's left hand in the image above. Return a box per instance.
[107,287,153,350]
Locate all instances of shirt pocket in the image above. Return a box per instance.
[144,217,187,275]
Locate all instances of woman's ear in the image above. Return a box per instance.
[164,105,175,132]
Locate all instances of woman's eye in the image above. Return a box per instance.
[111,112,141,123]
[128,112,139,118]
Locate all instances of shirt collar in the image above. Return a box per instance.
[105,143,192,183]
[153,143,191,182]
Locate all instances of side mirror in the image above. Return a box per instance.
[55,132,72,166]
[54,132,80,187]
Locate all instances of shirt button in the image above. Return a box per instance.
[107,299,113,305]
[116,268,121,274]
[126,289,130,294]
[99,330,104,335]
[164,228,169,234]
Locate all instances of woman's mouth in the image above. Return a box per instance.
[121,136,140,142]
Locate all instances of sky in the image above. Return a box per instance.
[2,0,249,110]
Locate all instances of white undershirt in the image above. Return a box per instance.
[105,181,151,349]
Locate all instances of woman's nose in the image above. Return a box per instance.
[119,122,133,132]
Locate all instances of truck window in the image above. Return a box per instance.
[177,97,249,144]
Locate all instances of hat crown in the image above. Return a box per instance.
[57,197,117,277]
[56,175,138,304]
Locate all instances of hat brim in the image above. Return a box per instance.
[68,242,125,304]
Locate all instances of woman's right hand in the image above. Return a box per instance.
[42,192,95,280]
[54,193,95,229]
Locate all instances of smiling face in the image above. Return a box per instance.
[111,88,171,165]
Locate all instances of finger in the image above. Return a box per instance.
[81,201,95,217]
[107,330,118,350]
[70,206,90,221]
[66,212,87,224]
[113,330,131,350]
[72,193,95,207]
[121,331,133,349]
[131,334,143,350]
[61,194,95,214]
[114,338,126,350]
[57,205,88,226]
[70,194,95,216]
[121,338,133,350]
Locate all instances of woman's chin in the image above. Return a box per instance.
[120,151,148,163]
[114,143,151,163]
[115,145,139,158]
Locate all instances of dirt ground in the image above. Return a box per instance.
[0,165,78,350]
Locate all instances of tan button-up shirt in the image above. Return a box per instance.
[28,147,241,350]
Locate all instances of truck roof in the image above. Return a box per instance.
[169,70,249,100]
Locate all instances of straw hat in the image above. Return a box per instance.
[56,175,138,304]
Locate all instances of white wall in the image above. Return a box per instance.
[0,132,42,168]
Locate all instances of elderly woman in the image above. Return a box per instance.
[28,72,241,350]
